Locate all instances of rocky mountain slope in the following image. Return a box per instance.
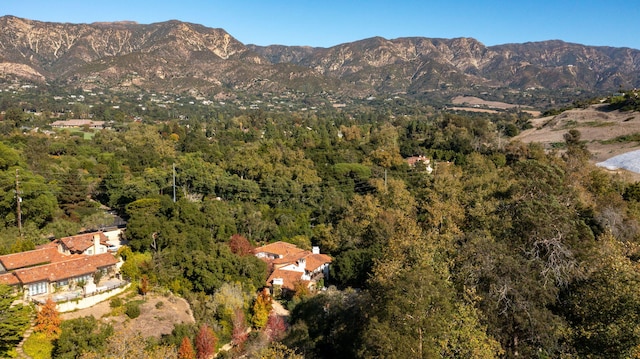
[2,16,640,102]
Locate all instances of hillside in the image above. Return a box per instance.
[2,16,640,106]
[514,104,640,176]
[61,292,194,338]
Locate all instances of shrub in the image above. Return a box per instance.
[155,301,164,309]
[110,297,123,308]
[22,332,54,359]
[125,301,141,319]
[53,317,113,358]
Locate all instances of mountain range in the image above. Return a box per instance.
[1,15,639,105]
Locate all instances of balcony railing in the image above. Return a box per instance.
[32,279,129,305]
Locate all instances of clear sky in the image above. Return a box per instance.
[3,0,640,50]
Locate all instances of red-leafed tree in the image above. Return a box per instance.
[229,234,254,256]
[265,313,287,341]
[195,324,217,359]
[178,336,196,359]
[232,308,249,348]
[34,297,61,338]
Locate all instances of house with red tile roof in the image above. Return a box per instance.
[254,241,306,260]
[0,231,120,301]
[0,246,67,272]
[254,241,331,293]
[56,232,109,255]
[405,155,433,174]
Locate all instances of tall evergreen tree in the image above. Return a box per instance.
[0,284,32,356]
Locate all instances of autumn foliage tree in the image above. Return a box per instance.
[252,288,273,329]
[195,324,217,359]
[178,336,196,359]
[229,234,254,256]
[35,298,62,338]
[139,274,150,297]
[292,280,310,300]
[231,308,249,348]
[265,313,287,341]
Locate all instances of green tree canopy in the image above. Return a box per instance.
[0,284,32,356]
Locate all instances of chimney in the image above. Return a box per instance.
[93,234,100,255]
[312,246,320,254]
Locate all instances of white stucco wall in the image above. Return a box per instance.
[55,283,130,312]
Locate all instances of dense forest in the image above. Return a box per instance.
[2,90,640,358]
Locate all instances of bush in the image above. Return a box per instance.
[125,301,141,319]
[155,301,164,309]
[23,332,54,359]
[53,317,113,358]
[110,297,123,308]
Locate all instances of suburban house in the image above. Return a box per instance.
[50,119,106,129]
[405,155,434,174]
[56,231,110,255]
[0,231,120,301]
[254,241,331,293]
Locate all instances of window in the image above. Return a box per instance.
[75,274,92,284]
[29,282,48,296]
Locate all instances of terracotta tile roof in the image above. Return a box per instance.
[304,253,332,272]
[90,253,120,268]
[0,272,20,286]
[406,155,431,167]
[254,241,306,258]
[272,251,307,265]
[266,268,308,291]
[36,241,58,249]
[58,232,108,252]
[12,253,118,284]
[256,242,331,291]
[0,247,66,271]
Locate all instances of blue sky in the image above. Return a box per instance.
[3,1,640,49]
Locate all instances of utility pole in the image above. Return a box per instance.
[172,163,176,203]
[15,169,22,237]
[384,169,388,192]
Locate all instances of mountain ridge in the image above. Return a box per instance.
[2,16,640,105]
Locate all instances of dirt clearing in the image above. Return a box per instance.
[61,292,195,338]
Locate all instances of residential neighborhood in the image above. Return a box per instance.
[3,13,640,356]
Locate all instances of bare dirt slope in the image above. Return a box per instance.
[514,104,640,163]
[452,95,522,110]
[451,95,542,116]
[61,292,195,338]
